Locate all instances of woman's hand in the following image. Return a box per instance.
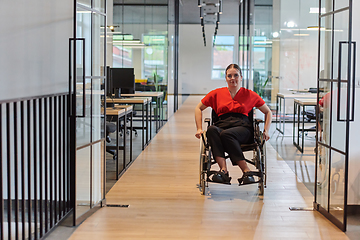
[258,103,272,142]
[195,129,204,139]
[195,102,207,139]
[263,130,270,141]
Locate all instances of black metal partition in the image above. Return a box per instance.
[0,93,71,239]
[314,0,353,232]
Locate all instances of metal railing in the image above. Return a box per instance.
[0,93,71,240]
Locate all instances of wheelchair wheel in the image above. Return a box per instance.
[199,132,207,195]
[259,131,268,195]
[262,140,267,188]
[254,146,264,196]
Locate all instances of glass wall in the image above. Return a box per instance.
[240,0,320,109]
[112,1,169,109]
[240,0,273,105]
[74,0,106,223]
[275,0,320,105]
[212,36,235,79]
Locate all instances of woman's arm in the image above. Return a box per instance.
[195,102,208,139]
[258,103,272,141]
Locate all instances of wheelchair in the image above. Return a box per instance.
[199,109,267,195]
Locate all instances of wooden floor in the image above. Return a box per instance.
[68,96,353,240]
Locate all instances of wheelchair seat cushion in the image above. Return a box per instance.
[239,142,258,152]
[214,112,252,129]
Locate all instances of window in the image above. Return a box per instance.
[252,36,272,103]
[142,35,167,84]
[113,46,133,68]
[112,34,133,68]
[212,35,235,79]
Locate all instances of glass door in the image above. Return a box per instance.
[70,0,106,225]
[315,0,354,231]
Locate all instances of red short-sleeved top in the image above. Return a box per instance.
[201,87,265,117]
[319,92,331,108]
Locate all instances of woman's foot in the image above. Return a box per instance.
[242,175,255,184]
[238,171,256,185]
[212,170,231,184]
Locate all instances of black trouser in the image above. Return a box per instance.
[206,125,252,166]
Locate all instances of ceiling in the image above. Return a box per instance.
[113,0,273,25]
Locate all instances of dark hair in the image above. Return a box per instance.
[225,64,242,77]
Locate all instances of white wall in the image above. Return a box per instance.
[107,0,114,67]
[0,0,73,101]
[179,24,239,95]
[0,0,73,199]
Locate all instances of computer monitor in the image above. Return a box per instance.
[105,66,113,97]
[111,68,135,96]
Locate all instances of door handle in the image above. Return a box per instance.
[350,41,356,121]
[337,41,356,122]
[69,38,86,118]
[337,41,345,122]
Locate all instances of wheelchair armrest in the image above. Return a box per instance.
[254,118,264,124]
[204,117,211,127]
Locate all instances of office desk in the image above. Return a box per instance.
[128,97,153,144]
[293,98,318,153]
[105,108,126,179]
[109,105,133,167]
[121,92,164,132]
[276,93,317,135]
[107,97,150,150]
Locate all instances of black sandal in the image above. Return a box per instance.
[238,171,262,185]
[207,170,232,185]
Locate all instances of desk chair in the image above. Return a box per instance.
[106,122,117,160]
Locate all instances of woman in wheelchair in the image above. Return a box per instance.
[195,64,272,185]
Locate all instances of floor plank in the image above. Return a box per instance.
[68,96,353,240]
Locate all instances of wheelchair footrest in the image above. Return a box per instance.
[206,170,232,185]
[238,171,263,186]
[207,179,231,185]
[238,179,261,186]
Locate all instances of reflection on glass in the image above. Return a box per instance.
[334,0,349,12]
[93,0,105,13]
[76,8,92,147]
[316,146,330,210]
[92,142,105,205]
[320,81,331,146]
[320,0,333,14]
[75,40,85,117]
[113,45,133,67]
[77,0,91,8]
[76,146,91,218]
[332,10,349,80]
[252,5,272,104]
[92,79,102,142]
[330,82,346,152]
[252,36,272,103]
[77,9,92,77]
[329,151,345,223]
[212,36,235,79]
[318,14,332,80]
[76,79,92,147]
[143,35,168,89]
[92,14,106,77]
